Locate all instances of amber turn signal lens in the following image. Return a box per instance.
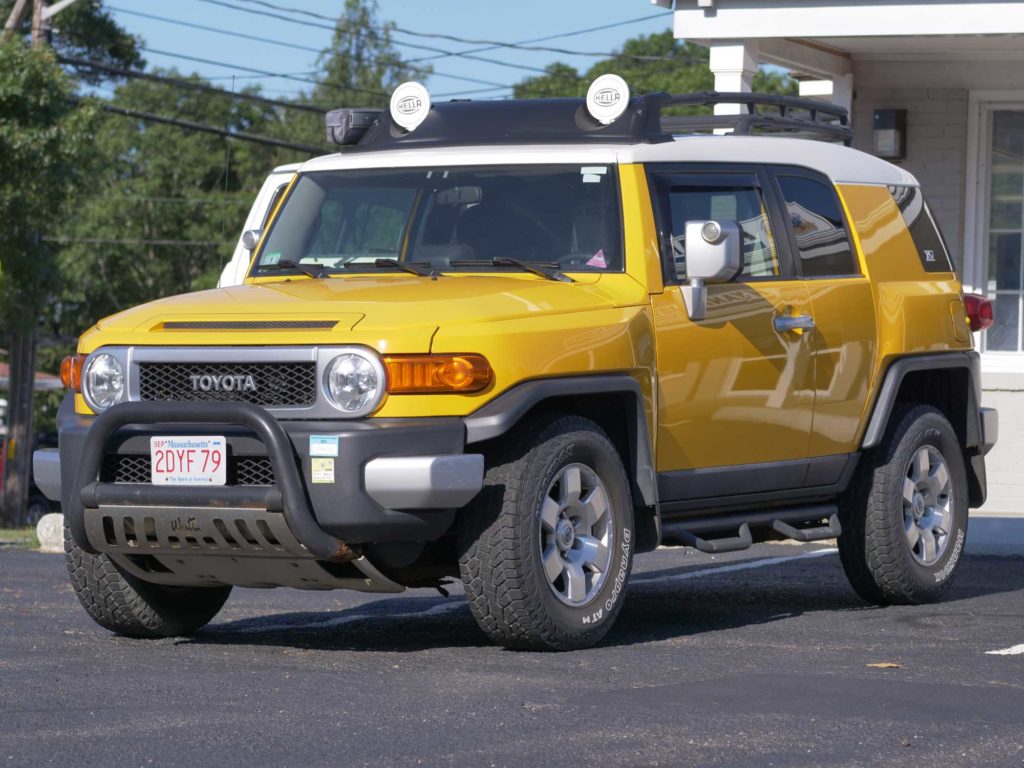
[384,354,492,394]
[60,355,86,391]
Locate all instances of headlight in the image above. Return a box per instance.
[82,353,125,412]
[325,349,386,416]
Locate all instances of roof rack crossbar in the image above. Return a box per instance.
[647,90,853,145]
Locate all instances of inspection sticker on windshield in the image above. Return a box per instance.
[150,436,226,485]
[311,458,335,484]
[309,435,339,457]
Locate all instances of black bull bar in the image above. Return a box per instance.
[68,401,351,561]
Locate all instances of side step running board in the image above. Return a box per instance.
[661,505,842,553]
[771,513,842,542]
[670,523,753,554]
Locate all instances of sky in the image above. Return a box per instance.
[101,0,677,102]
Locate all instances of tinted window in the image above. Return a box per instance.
[776,175,857,277]
[653,181,780,281]
[889,185,955,273]
[254,165,623,274]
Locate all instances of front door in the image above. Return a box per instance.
[647,166,815,502]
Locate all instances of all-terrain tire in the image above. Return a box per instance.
[65,522,231,638]
[839,404,968,605]
[458,414,634,651]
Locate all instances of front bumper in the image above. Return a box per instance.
[44,395,483,559]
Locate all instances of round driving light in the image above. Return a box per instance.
[82,353,125,412]
[586,73,630,125]
[701,220,723,244]
[326,351,385,416]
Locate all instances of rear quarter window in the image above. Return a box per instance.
[889,185,955,274]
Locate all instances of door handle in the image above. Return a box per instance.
[773,313,815,334]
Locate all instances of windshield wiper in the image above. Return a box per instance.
[369,258,436,277]
[450,257,573,283]
[258,259,331,279]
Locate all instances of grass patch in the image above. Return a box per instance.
[0,527,40,549]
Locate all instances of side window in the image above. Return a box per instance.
[776,175,858,277]
[889,185,955,273]
[653,179,781,281]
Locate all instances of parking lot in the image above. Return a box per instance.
[2,542,1022,767]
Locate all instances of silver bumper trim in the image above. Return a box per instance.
[32,449,62,501]
[364,454,484,509]
[981,407,998,455]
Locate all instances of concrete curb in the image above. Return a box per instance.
[968,514,1024,556]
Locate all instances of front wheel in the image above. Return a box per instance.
[65,522,232,638]
[458,415,634,651]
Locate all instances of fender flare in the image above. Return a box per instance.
[463,374,658,510]
[861,351,982,450]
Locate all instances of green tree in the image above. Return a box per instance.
[0,0,140,73]
[51,73,286,336]
[0,41,96,524]
[514,30,796,105]
[274,0,431,149]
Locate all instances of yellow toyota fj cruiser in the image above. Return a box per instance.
[35,77,998,650]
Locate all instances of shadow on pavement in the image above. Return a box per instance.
[184,552,1024,653]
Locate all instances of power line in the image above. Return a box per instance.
[108,6,513,89]
[187,0,551,74]
[140,45,391,98]
[61,55,327,114]
[407,13,674,64]
[232,0,675,61]
[92,101,324,153]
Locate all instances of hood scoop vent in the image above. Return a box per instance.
[161,320,340,331]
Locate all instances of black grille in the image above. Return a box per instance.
[138,362,316,407]
[102,454,276,486]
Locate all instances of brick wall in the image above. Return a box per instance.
[850,86,969,270]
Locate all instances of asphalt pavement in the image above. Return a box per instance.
[2,542,1022,768]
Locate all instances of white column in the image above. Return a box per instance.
[709,41,759,111]
[798,73,854,119]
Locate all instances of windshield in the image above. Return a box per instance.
[252,164,623,275]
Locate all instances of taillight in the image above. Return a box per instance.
[964,294,994,332]
[60,355,86,391]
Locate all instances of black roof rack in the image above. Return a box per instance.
[326,90,852,152]
[653,91,852,145]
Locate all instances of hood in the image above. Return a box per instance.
[82,274,624,353]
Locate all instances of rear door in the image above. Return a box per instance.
[766,166,877,458]
[647,165,816,502]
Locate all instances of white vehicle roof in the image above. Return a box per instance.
[299,135,918,188]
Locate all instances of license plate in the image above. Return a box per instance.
[150,436,226,485]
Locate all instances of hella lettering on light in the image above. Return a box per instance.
[389,81,431,132]
[586,74,630,125]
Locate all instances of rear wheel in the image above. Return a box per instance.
[65,522,231,638]
[839,405,968,605]
[458,415,634,651]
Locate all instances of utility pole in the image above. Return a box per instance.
[0,0,81,527]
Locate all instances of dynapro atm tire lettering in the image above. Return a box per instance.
[38,73,996,653]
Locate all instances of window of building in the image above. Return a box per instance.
[986,110,1024,352]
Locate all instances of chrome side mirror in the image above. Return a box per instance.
[241,229,262,250]
[679,220,742,321]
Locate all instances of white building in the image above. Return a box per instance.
[655,0,1024,511]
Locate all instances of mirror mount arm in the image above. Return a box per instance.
[680,278,706,322]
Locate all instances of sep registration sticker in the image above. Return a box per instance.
[150,436,226,486]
